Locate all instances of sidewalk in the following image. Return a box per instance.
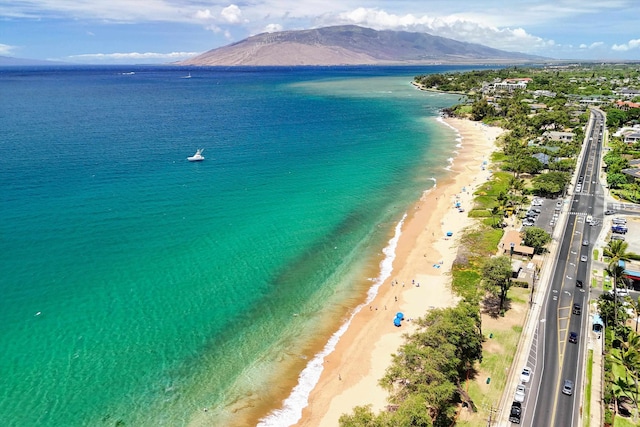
[587,303,604,427]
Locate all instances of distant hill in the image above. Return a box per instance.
[179,25,545,66]
[0,56,68,66]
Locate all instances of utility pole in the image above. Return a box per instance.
[486,402,498,426]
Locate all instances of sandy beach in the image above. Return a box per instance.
[292,117,504,427]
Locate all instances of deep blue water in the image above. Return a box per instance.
[0,65,478,426]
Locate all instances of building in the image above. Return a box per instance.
[500,230,535,258]
[615,100,640,111]
[493,78,532,92]
[623,131,640,144]
[543,131,575,142]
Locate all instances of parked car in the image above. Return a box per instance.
[608,288,630,298]
[582,239,589,246]
[514,384,526,402]
[562,379,574,396]
[581,255,588,262]
[611,235,625,241]
[612,225,628,234]
[605,210,616,215]
[520,367,532,383]
[576,279,584,288]
[509,401,522,424]
[569,332,578,343]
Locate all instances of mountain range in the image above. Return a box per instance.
[179,25,545,66]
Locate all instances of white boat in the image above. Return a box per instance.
[182,72,191,79]
[187,149,204,162]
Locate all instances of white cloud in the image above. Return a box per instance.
[0,43,16,55]
[67,51,200,61]
[195,9,214,20]
[221,5,242,24]
[612,39,640,51]
[579,42,604,50]
[328,7,551,54]
[264,23,283,33]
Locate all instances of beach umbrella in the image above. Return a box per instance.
[446,231,453,237]
[393,318,402,327]
[396,312,404,320]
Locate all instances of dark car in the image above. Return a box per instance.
[509,401,522,424]
[576,279,584,288]
[605,210,616,215]
[569,332,578,343]
[573,303,581,315]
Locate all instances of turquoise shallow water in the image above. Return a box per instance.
[0,65,474,426]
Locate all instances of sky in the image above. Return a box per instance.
[1,0,639,64]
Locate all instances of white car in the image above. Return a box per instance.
[520,367,532,383]
[613,288,630,298]
[514,384,526,402]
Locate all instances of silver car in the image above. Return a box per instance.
[514,384,526,402]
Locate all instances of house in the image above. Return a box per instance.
[500,230,535,258]
[532,153,554,167]
[543,131,575,142]
[623,131,640,144]
[616,88,640,99]
[615,100,640,111]
[621,167,640,179]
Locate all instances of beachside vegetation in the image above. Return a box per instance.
[481,256,513,313]
[521,226,551,254]
[339,302,484,427]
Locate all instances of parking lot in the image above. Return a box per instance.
[520,196,563,235]
[605,215,640,254]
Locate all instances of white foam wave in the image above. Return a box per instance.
[257,214,407,427]
[437,116,463,148]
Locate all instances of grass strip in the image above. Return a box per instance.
[584,349,593,427]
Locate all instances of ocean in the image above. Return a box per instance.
[0,65,479,426]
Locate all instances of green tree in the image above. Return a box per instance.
[532,171,570,196]
[482,256,513,312]
[392,394,434,427]
[607,172,629,189]
[471,98,495,121]
[606,108,627,129]
[627,297,640,333]
[339,405,382,427]
[521,227,551,254]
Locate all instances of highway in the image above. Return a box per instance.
[520,109,606,426]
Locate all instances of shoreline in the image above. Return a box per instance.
[278,116,504,426]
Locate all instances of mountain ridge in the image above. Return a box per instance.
[179,25,546,66]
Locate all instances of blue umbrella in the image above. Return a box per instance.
[396,312,404,320]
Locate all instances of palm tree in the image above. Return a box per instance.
[603,240,640,327]
[615,331,640,422]
[611,376,634,424]
[628,296,640,333]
